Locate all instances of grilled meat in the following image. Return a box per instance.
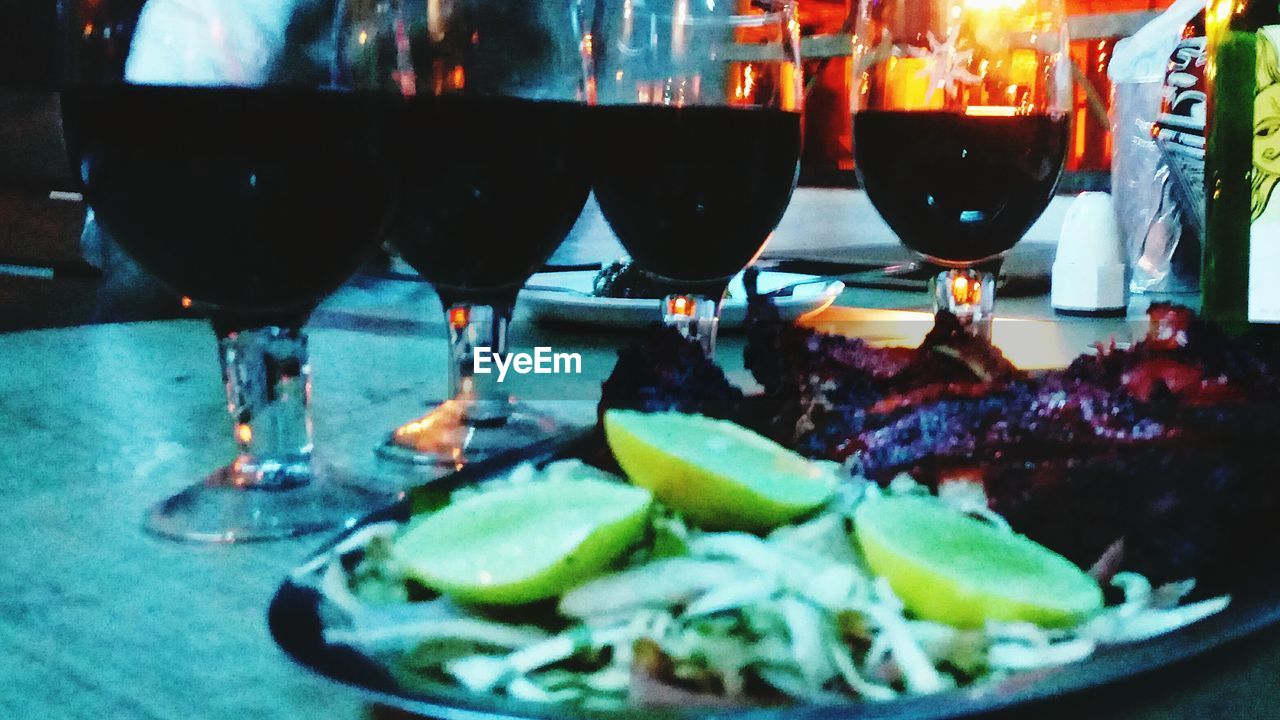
[983,445,1280,587]
[593,259,673,299]
[743,299,1022,453]
[598,324,744,421]
[601,302,1280,586]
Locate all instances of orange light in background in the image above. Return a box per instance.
[236,423,253,444]
[1206,0,1232,29]
[884,57,944,110]
[395,414,435,437]
[1010,49,1038,87]
[951,275,983,306]
[396,70,418,96]
[779,61,799,111]
[392,12,418,97]
[1066,36,1117,172]
[1073,106,1087,164]
[798,0,854,173]
[449,65,466,90]
[737,64,755,100]
[966,105,1018,116]
[448,306,469,330]
[962,0,1029,10]
[667,295,692,317]
[180,296,193,309]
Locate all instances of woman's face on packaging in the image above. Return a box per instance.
[1255,85,1280,177]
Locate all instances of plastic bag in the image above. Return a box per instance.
[1108,0,1206,294]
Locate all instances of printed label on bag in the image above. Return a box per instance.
[1251,27,1280,322]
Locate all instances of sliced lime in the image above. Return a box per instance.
[603,410,835,531]
[393,476,652,605]
[854,495,1103,628]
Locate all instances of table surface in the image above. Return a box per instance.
[3,189,1279,720]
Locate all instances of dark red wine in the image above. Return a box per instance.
[67,85,390,322]
[853,110,1068,264]
[591,105,802,284]
[386,95,590,303]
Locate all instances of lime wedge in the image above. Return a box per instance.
[854,496,1103,628]
[603,410,835,531]
[393,477,652,605]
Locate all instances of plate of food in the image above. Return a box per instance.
[521,260,845,328]
[269,302,1280,719]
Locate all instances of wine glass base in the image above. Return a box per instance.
[145,463,392,543]
[377,400,568,469]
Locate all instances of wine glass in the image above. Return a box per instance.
[359,0,594,468]
[60,0,395,541]
[590,0,804,356]
[851,0,1070,338]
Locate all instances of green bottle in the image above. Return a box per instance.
[1205,0,1280,345]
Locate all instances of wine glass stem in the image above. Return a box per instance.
[217,324,314,489]
[662,292,724,357]
[931,267,997,340]
[444,301,514,425]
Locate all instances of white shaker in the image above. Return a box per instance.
[1052,191,1128,316]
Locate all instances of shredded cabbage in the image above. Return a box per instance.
[303,460,1231,707]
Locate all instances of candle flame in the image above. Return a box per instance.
[449,306,470,330]
[951,275,982,305]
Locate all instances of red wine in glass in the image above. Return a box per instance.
[849,0,1071,339]
[592,105,802,285]
[361,0,596,470]
[388,95,591,304]
[589,1,804,355]
[853,109,1068,265]
[376,93,593,466]
[70,85,389,324]
[62,0,399,543]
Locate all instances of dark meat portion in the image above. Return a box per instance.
[849,374,1204,480]
[744,295,921,395]
[743,298,1023,454]
[917,309,1021,384]
[592,259,671,299]
[599,301,1280,586]
[846,305,1280,481]
[821,303,1280,585]
[743,306,901,448]
[1065,303,1278,403]
[599,325,743,421]
[984,447,1280,587]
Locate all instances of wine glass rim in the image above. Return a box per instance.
[630,4,793,28]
